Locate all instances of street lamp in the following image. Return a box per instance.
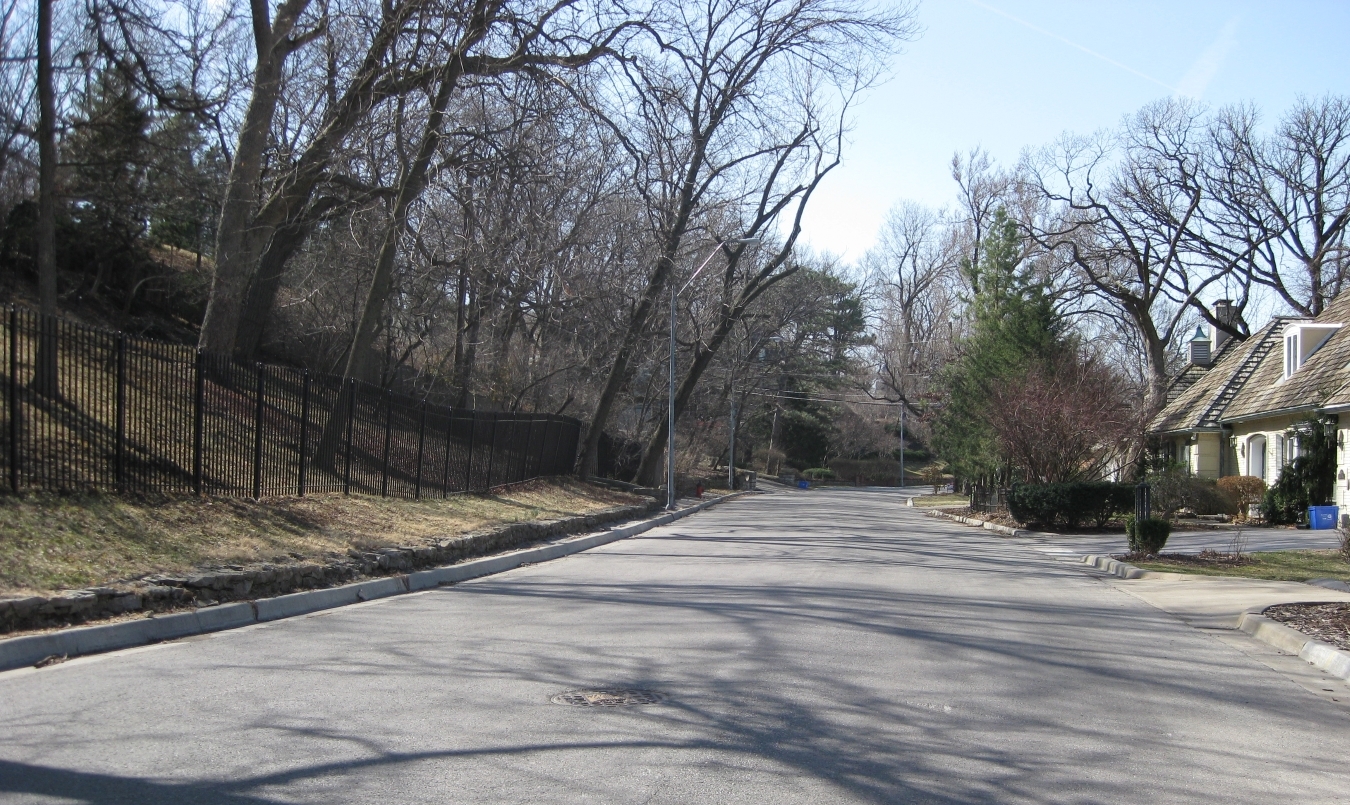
[667,236,762,510]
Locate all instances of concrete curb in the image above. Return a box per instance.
[1078,553,1350,682]
[0,492,748,672]
[1239,613,1350,683]
[1080,553,1151,580]
[924,508,1036,538]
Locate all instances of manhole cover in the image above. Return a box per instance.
[550,689,664,707]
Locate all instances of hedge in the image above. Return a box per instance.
[1008,482,1136,529]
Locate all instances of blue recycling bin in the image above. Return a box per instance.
[797,479,810,489]
[1308,505,1339,529]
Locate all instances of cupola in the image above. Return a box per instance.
[1189,326,1211,366]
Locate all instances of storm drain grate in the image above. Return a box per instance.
[550,689,664,707]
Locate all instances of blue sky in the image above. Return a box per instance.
[798,0,1350,262]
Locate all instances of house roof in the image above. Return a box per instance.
[1149,319,1285,434]
[1220,291,1350,422]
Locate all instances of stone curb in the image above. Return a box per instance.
[1238,613,1350,683]
[0,492,749,672]
[924,508,1036,538]
[1079,553,1151,580]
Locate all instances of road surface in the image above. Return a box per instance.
[0,488,1346,803]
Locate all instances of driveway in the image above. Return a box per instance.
[0,489,1346,804]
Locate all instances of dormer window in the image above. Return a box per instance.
[1282,322,1342,380]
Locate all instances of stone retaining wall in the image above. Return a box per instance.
[0,501,660,634]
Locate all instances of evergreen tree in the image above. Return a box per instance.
[931,207,1063,483]
[63,70,153,299]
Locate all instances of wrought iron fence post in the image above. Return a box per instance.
[8,307,18,492]
[552,417,570,476]
[522,415,538,480]
[441,411,454,497]
[253,363,265,500]
[463,411,477,492]
[115,333,126,491]
[298,371,310,496]
[540,416,556,476]
[414,401,426,499]
[486,411,500,490]
[380,389,392,497]
[343,379,356,495]
[192,349,204,495]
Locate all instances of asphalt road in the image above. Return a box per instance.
[1,489,1347,804]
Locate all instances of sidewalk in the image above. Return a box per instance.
[928,508,1350,685]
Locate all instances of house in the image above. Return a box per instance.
[1148,294,1350,508]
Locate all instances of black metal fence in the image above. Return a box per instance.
[971,485,1008,513]
[0,307,581,498]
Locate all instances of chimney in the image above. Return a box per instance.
[1212,299,1235,352]
[1189,325,1212,366]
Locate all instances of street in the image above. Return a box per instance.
[1,489,1347,804]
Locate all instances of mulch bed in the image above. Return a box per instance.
[940,507,1125,534]
[1264,602,1350,653]
[1136,550,1254,567]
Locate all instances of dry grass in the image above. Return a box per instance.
[0,479,647,595]
[910,494,970,508]
[1131,549,1350,583]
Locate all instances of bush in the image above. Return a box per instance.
[1147,470,1236,517]
[827,458,900,485]
[1260,420,1337,524]
[1261,480,1305,525]
[802,468,835,480]
[1216,475,1265,518]
[1008,482,1135,529]
[1128,517,1171,554]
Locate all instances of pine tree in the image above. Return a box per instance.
[63,70,153,300]
[932,208,1063,483]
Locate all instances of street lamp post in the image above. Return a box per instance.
[668,237,761,510]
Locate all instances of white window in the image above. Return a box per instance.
[1282,322,1342,380]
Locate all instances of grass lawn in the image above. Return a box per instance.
[911,494,970,508]
[0,479,647,595]
[1132,549,1350,583]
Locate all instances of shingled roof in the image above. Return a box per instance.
[1219,291,1350,422]
[1148,319,1287,434]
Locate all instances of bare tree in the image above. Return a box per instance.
[1208,96,1350,316]
[1023,99,1242,408]
[574,0,916,479]
[32,0,58,395]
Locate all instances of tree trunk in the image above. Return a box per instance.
[198,0,309,355]
[32,0,59,397]
[233,217,315,362]
[633,310,737,485]
[341,57,467,385]
[576,254,675,478]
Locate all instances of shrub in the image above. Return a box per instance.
[1216,475,1265,519]
[919,464,946,493]
[1008,482,1135,529]
[827,459,900,485]
[1259,419,1336,525]
[1261,479,1304,525]
[1128,517,1171,555]
[802,468,835,480]
[1147,470,1236,517]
